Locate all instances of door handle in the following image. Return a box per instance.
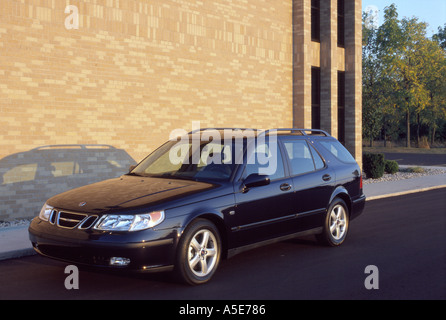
[322,174,332,182]
[280,183,292,191]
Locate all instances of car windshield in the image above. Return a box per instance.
[130,138,243,181]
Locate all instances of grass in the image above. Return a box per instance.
[404,166,426,173]
[363,146,446,154]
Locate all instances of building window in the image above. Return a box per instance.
[311,0,320,42]
[337,0,345,47]
[338,71,345,144]
[311,67,321,129]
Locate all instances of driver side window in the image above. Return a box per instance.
[243,141,285,181]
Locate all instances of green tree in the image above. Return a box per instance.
[433,24,446,49]
[379,11,431,147]
[421,39,446,144]
[362,11,383,146]
[362,4,446,147]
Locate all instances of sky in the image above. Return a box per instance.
[362,0,446,37]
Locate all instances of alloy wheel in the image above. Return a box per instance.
[187,229,218,277]
[329,204,347,241]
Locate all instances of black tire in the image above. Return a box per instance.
[175,219,222,285]
[317,198,349,246]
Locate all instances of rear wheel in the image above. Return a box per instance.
[175,219,221,285]
[317,198,349,246]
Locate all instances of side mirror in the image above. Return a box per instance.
[128,165,137,173]
[243,173,270,191]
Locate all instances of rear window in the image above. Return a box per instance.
[318,140,356,164]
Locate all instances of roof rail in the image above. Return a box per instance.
[187,128,330,137]
[262,128,330,137]
[32,144,116,150]
[188,128,261,134]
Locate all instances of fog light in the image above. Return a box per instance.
[109,257,131,266]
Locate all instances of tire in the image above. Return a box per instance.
[175,219,222,285]
[317,198,349,246]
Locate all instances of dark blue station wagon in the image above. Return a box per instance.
[29,128,366,285]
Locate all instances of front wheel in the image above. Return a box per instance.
[317,198,349,246]
[175,219,221,285]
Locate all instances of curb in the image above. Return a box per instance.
[0,248,36,261]
[0,225,35,262]
[366,185,446,201]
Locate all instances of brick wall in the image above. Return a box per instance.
[0,0,293,220]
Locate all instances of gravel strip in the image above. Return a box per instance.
[363,167,446,184]
[0,218,32,229]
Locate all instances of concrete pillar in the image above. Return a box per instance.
[320,0,338,138]
[344,0,362,165]
[292,0,312,129]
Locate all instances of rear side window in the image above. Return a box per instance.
[283,140,324,176]
[309,144,325,170]
[319,139,356,163]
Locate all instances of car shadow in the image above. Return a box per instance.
[0,145,137,220]
[285,235,321,246]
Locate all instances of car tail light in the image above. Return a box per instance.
[359,174,363,190]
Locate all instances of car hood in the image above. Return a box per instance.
[47,175,219,214]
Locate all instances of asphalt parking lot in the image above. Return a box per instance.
[383,152,446,167]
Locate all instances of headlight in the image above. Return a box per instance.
[39,203,54,221]
[94,211,165,232]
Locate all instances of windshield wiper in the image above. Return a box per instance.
[171,175,197,181]
[126,172,147,177]
[130,172,200,181]
[155,173,198,181]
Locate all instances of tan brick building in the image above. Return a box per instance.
[0,0,362,220]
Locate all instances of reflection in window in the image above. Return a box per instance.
[319,140,356,163]
[309,144,325,170]
[2,163,37,184]
[50,162,82,177]
[283,140,325,175]
[283,140,316,176]
[135,139,238,181]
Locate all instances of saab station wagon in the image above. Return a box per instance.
[29,128,366,285]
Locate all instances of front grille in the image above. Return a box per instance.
[49,209,98,229]
[49,209,57,224]
[48,209,98,230]
[57,211,87,228]
[79,215,98,229]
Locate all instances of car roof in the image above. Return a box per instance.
[187,128,331,139]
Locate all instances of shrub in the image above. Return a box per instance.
[384,160,399,174]
[363,153,385,179]
[408,166,425,173]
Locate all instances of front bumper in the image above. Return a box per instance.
[28,218,178,272]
